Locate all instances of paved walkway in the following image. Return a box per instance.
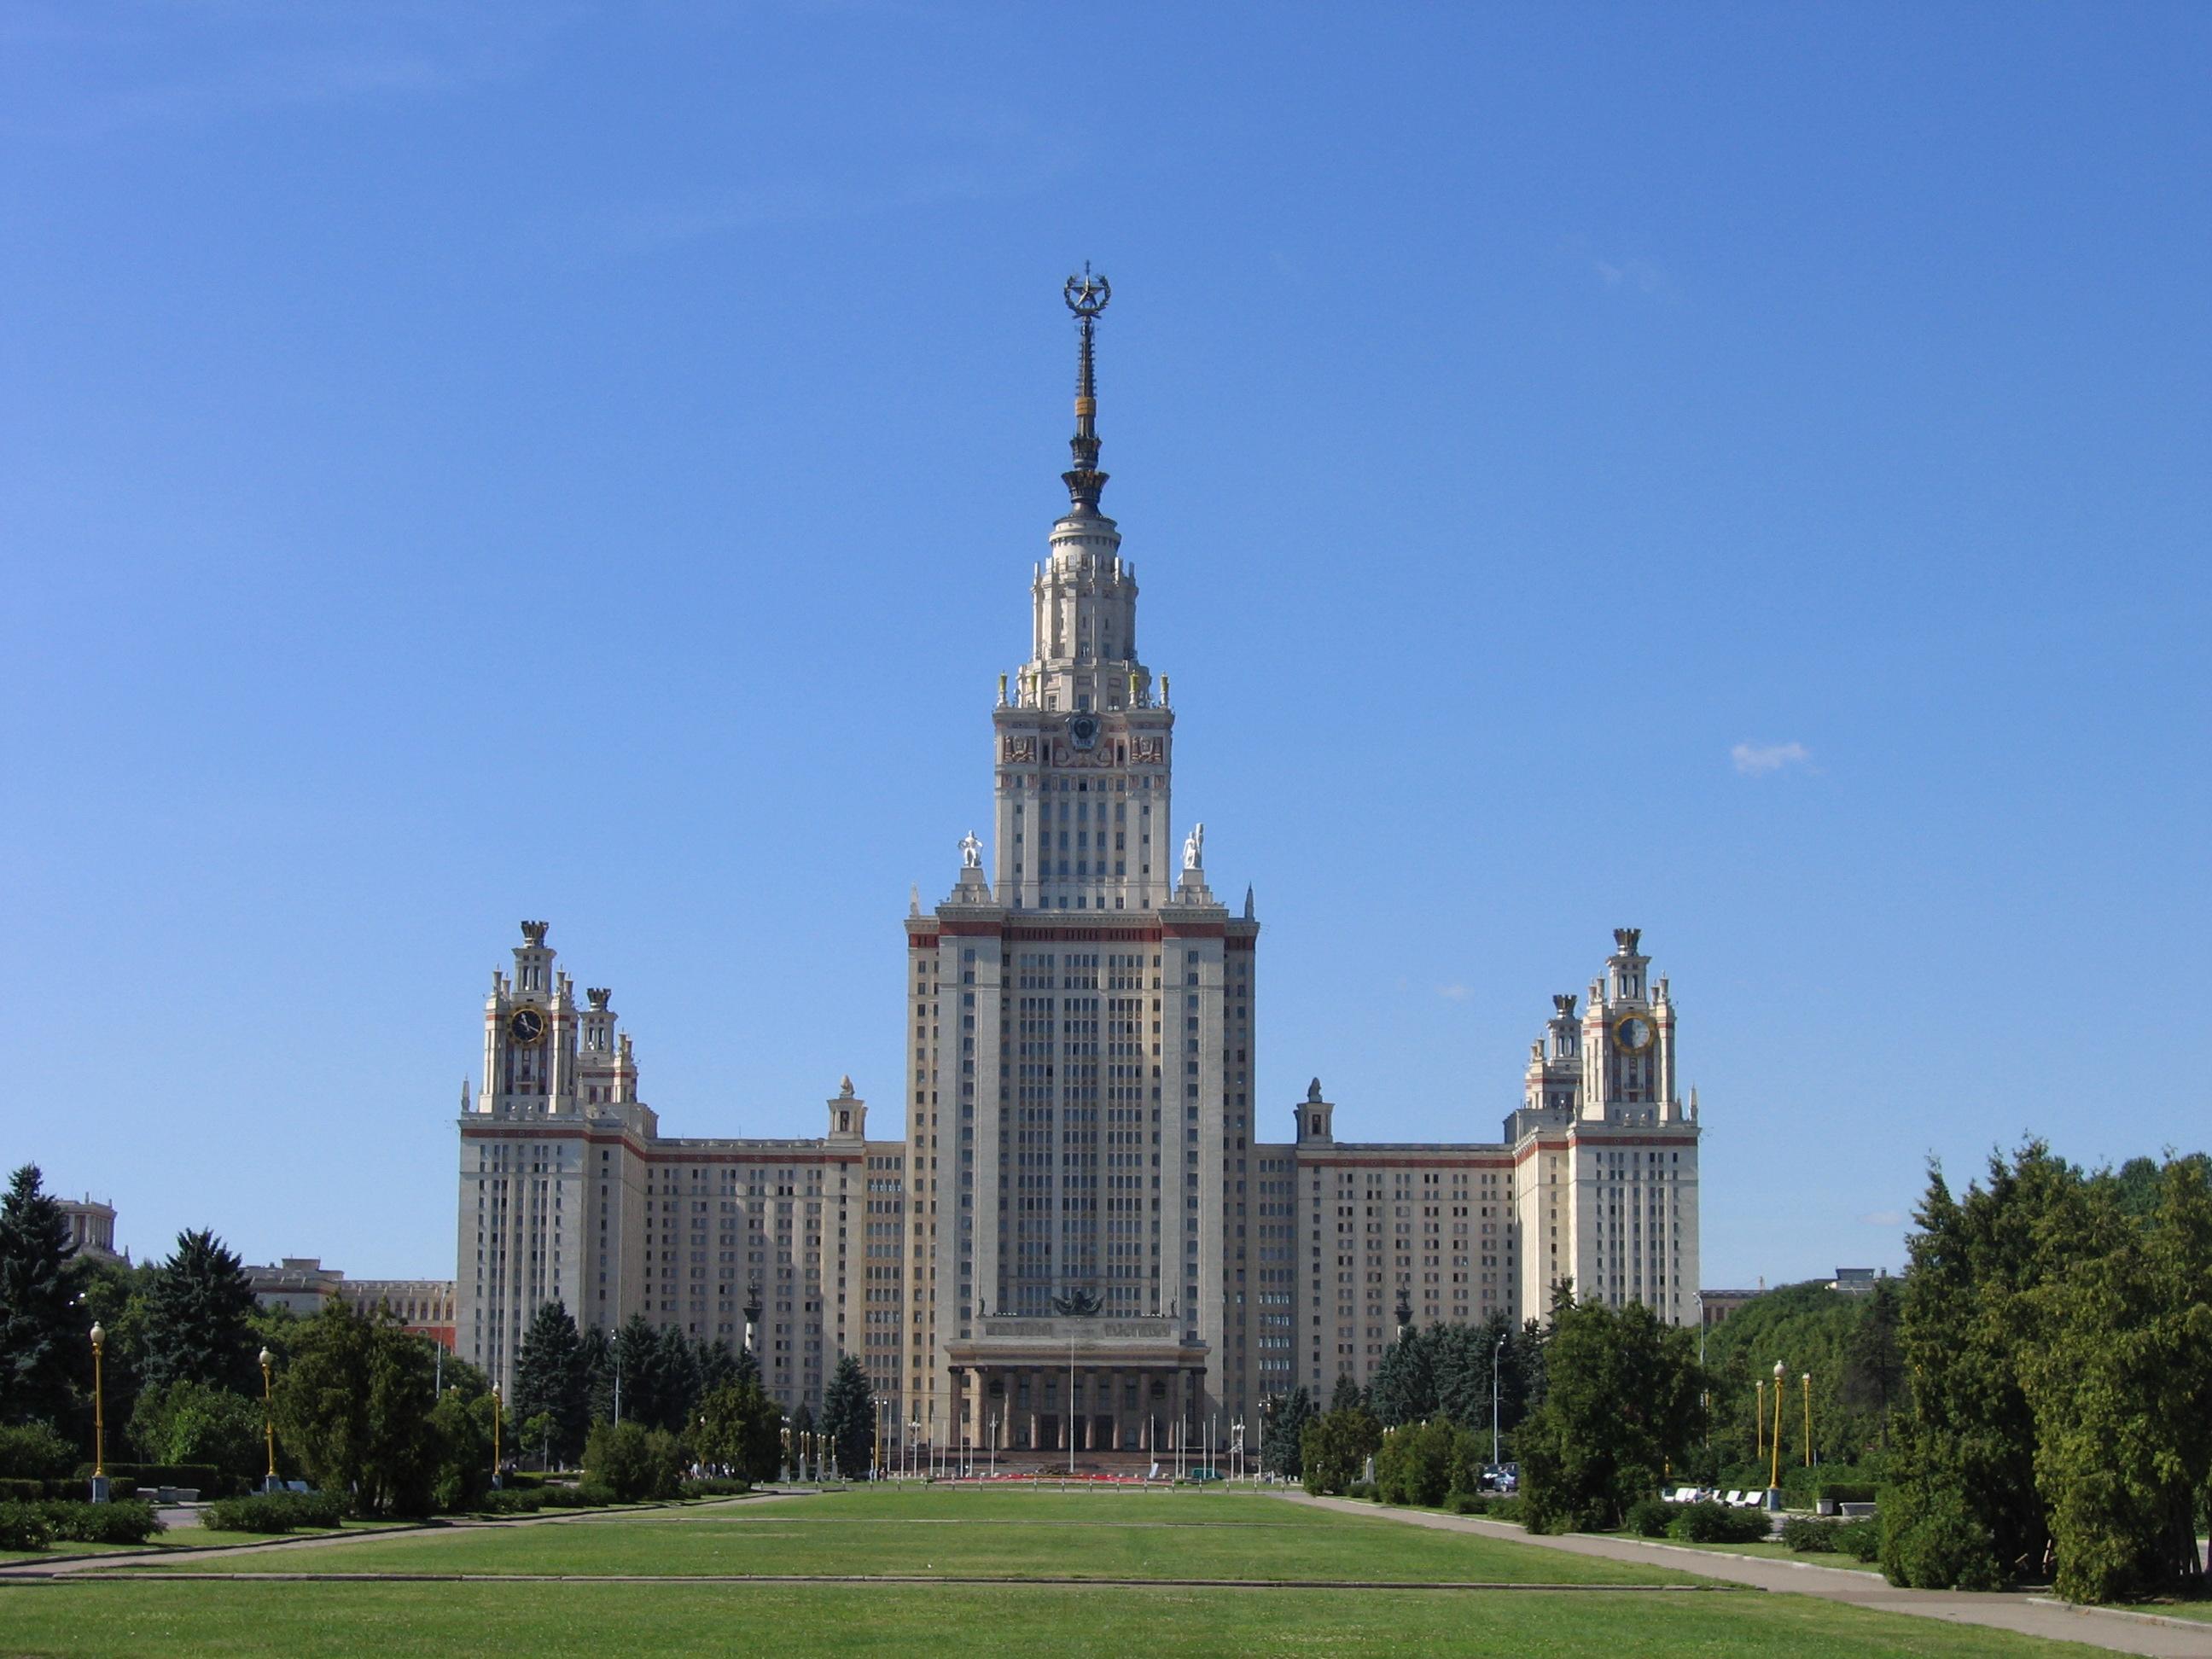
[1276,1493,2212,1656]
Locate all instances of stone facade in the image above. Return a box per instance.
[454,284,1701,1452]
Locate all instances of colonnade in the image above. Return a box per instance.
[950,1364,1201,1453]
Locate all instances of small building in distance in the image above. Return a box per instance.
[247,1257,457,1351]
[1697,1287,1761,1329]
[59,1196,126,1264]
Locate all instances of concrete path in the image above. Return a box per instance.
[1277,1493,2212,1657]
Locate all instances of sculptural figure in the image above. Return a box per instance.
[959,830,983,870]
[1183,822,1204,870]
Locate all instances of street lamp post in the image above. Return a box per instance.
[1492,1335,1505,1469]
[259,1347,279,1493]
[89,1322,108,1504]
[1802,1371,1813,1469]
[1767,1360,1784,1507]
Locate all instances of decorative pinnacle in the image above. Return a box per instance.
[1062,263,1111,512]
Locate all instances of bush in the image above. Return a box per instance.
[584,1423,685,1503]
[41,1499,165,1545]
[1880,1481,2004,1591]
[1667,1501,1771,1544]
[200,1491,350,1534]
[682,1477,750,1499]
[1446,1491,1487,1516]
[1344,1481,1377,1502]
[0,1478,76,1502]
[0,1423,78,1480]
[0,1500,54,1551]
[73,1463,228,1497]
[476,1488,543,1515]
[1781,1516,1844,1553]
[1376,1419,1469,1510]
[1625,1497,1674,1539]
[1837,1516,1882,1561]
[1485,1496,1525,1525]
[539,1482,617,1509]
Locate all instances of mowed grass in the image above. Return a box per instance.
[126,1487,1679,1585]
[0,1579,2111,1657]
[0,1491,2113,1656]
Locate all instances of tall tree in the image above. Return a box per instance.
[271,1301,444,1517]
[821,1353,874,1479]
[696,1377,783,1482]
[0,1165,83,1427]
[139,1230,259,1397]
[1261,1387,1313,1478]
[1328,1371,1365,1413]
[611,1314,661,1426]
[511,1302,587,1462]
[1516,1293,1704,1533]
[578,1324,614,1423]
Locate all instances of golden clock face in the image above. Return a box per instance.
[1614,1014,1656,1054]
[508,1006,547,1045]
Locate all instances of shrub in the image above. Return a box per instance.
[584,1423,684,1504]
[1344,1481,1377,1502]
[0,1423,78,1480]
[73,1463,228,1497]
[682,1477,750,1499]
[200,1491,350,1534]
[42,1499,165,1545]
[1626,1497,1674,1539]
[1484,1496,1525,1525]
[1837,1516,1882,1561]
[1781,1516,1844,1553]
[1446,1491,1487,1516]
[0,1478,75,1502]
[1376,1419,1468,1510]
[1667,1501,1770,1545]
[476,1488,542,1515]
[0,1500,54,1551]
[539,1482,617,1509]
[1881,1481,2004,1592]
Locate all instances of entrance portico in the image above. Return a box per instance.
[947,1314,1208,1458]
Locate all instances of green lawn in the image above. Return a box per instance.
[0,1489,2110,1656]
[131,1488,1680,1585]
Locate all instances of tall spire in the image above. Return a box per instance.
[1061,264,1110,513]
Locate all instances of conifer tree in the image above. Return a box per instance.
[0,1165,83,1426]
[821,1353,874,1478]
[511,1301,587,1461]
[139,1230,259,1397]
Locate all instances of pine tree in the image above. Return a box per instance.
[139,1230,259,1397]
[0,1164,84,1426]
[511,1302,587,1461]
[821,1353,874,1479]
[1328,1371,1365,1413]
[578,1325,614,1423]
[1262,1386,1313,1478]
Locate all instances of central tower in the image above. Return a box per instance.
[902,272,1261,1460]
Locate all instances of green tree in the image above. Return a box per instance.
[696,1377,781,1482]
[0,1165,84,1427]
[821,1353,874,1479]
[584,1419,685,1500]
[1516,1294,1704,1533]
[2022,1157,2212,1603]
[1328,1371,1365,1413]
[578,1325,615,1423]
[429,1389,496,1511]
[1261,1386,1313,1479]
[1375,1417,1472,1507]
[138,1231,259,1398]
[511,1302,587,1462]
[1881,1145,2073,1589]
[1840,1278,1907,1450]
[271,1301,444,1516]
[1300,1404,1381,1496]
[129,1380,266,1482]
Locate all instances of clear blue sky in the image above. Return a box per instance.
[4,4,2206,1290]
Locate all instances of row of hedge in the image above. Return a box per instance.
[0,1499,166,1552]
[200,1492,350,1534]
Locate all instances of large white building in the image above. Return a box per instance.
[455,275,1700,1458]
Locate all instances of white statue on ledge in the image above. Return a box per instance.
[1183,822,1205,871]
[959,830,983,870]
